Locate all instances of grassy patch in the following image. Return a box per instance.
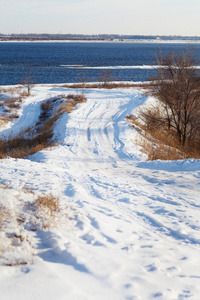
[33,194,60,229]
[127,113,200,160]
[0,87,28,126]
[57,93,87,114]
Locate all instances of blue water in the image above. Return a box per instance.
[0,42,199,85]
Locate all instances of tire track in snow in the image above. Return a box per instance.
[1,87,200,299]
[62,88,200,251]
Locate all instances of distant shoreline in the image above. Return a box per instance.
[1,39,200,44]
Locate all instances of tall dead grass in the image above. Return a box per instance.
[136,136,186,161]
[57,93,87,114]
[0,205,7,232]
[23,193,61,230]
[0,115,9,127]
[0,86,30,97]
[33,194,60,229]
[0,130,54,159]
[127,114,200,160]
[35,194,59,216]
[0,89,26,125]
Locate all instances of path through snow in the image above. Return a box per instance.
[0,86,200,300]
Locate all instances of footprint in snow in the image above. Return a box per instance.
[88,216,100,230]
[117,197,131,204]
[101,233,117,244]
[145,263,157,272]
[65,183,75,197]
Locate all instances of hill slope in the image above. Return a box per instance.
[0,85,200,300]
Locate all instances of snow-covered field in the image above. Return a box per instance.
[0,85,200,300]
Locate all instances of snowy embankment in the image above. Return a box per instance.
[0,85,200,300]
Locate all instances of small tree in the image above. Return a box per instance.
[22,72,35,95]
[98,70,114,87]
[77,70,87,95]
[144,47,200,148]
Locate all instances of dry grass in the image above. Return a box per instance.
[57,101,75,114]
[0,205,7,231]
[0,98,59,159]
[34,194,60,218]
[9,113,20,120]
[0,87,19,94]
[26,194,61,230]
[58,82,152,89]
[66,93,87,102]
[40,93,86,116]
[5,97,21,110]
[0,183,10,190]
[40,99,52,112]
[126,114,146,133]
[127,114,200,160]
[0,204,12,254]
[57,94,87,113]
[22,184,35,195]
[0,131,54,159]
[19,90,29,97]
[0,116,9,126]
[0,92,24,126]
[136,136,186,161]
[0,86,29,97]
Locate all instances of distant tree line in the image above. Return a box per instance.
[1,33,200,41]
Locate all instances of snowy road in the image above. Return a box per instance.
[0,86,200,299]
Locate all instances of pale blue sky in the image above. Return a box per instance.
[0,0,200,35]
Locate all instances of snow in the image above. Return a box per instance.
[0,85,200,299]
[61,65,162,69]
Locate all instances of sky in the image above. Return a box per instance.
[0,0,200,36]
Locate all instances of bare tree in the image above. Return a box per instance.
[143,47,200,147]
[98,70,115,87]
[22,71,35,95]
[77,70,87,94]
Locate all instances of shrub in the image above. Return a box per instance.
[34,194,59,217]
[26,194,60,230]
[147,47,200,148]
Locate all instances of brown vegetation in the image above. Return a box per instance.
[127,107,200,160]
[34,194,60,228]
[24,192,61,230]
[0,205,8,231]
[0,86,30,126]
[56,93,87,114]
[59,81,149,89]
